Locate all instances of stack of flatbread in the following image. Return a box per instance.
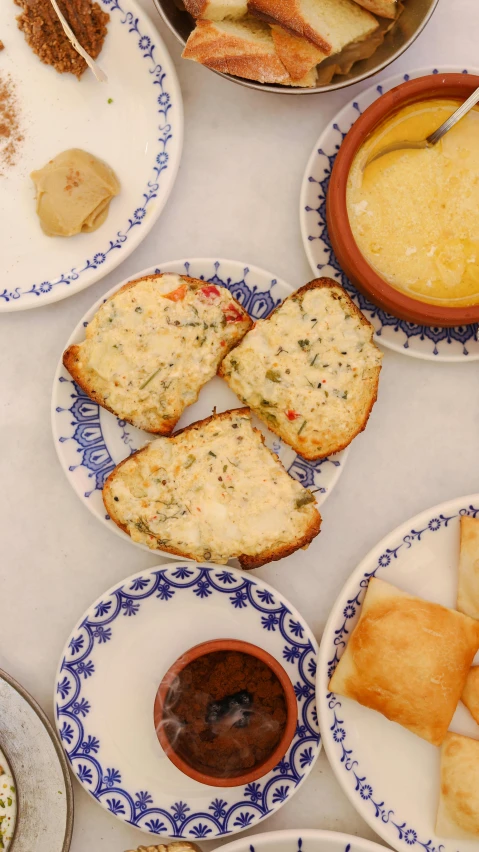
[329,515,479,841]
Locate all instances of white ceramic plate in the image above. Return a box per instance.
[217,829,391,852]
[0,668,73,852]
[52,258,348,557]
[317,493,479,852]
[300,66,479,362]
[54,563,321,838]
[0,0,182,311]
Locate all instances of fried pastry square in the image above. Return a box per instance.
[457,515,479,620]
[329,577,479,745]
[436,732,479,839]
[461,666,479,725]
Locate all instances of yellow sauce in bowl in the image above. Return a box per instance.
[347,99,479,307]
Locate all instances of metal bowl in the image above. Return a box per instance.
[0,668,74,852]
[152,0,440,93]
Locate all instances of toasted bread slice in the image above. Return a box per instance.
[182,17,317,86]
[248,0,378,53]
[352,0,397,18]
[219,279,382,460]
[103,408,321,568]
[63,273,252,435]
[271,25,326,79]
[183,0,248,19]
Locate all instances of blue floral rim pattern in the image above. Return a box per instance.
[55,260,345,510]
[1,0,180,307]
[54,565,321,837]
[325,501,479,852]
[250,840,351,852]
[303,69,479,358]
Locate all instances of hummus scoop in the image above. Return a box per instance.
[31,148,120,237]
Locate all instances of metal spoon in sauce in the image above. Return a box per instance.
[365,84,479,168]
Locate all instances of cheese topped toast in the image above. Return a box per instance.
[63,273,252,434]
[219,279,382,459]
[103,408,321,568]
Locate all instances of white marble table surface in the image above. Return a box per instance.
[1,0,479,849]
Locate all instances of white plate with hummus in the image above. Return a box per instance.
[301,66,479,362]
[0,0,182,311]
[51,258,349,558]
[0,668,73,851]
[317,493,479,852]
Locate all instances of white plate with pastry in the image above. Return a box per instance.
[0,0,182,311]
[318,493,479,852]
[52,258,363,563]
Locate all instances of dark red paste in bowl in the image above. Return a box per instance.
[160,650,288,778]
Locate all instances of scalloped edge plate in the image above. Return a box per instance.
[0,0,183,311]
[300,66,479,362]
[54,563,321,838]
[52,258,348,559]
[318,493,479,852]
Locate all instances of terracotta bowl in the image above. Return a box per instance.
[326,73,479,328]
[154,638,297,787]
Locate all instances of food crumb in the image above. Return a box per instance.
[107,97,113,103]
[0,41,4,51]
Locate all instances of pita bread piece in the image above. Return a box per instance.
[329,577,479,746]
[462,666,479,725]
[437,732,479,839]
[457,515,479,620]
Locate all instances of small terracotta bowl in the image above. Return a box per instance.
[327,73,479,328]
[154,638,297,787]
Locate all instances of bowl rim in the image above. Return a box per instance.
[326,72,479,326]
[153,638,298,787]
[151,0,440,94]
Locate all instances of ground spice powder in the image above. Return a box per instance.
[162,651,288,778]
[0,73,22,172]
[15,0,109,79]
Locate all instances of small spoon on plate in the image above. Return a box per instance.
[49,0,108,82]
[365,84,479,168]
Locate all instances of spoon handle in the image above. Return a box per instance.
[49,0,108,82]
[427,85,479,145]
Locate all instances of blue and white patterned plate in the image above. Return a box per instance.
[54,563,321,838]
[318,493,479,852]
[0,0,182,312]
[300,66,479,362]
[52,259,348,558]
[217,828,391,852]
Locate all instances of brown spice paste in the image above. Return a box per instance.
[14,0,109,79]
[162,651,287,777]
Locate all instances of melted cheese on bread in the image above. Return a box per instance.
[103,409,321,567]
[63,274,252,433]
[220,280,382,459]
